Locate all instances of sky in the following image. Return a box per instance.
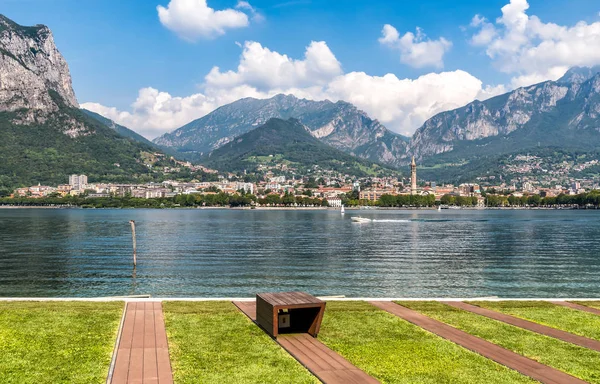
[3,0,600,139]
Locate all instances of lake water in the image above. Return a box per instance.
[0,208,598,298]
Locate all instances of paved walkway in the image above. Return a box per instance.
[233,301,379,384]
[551,301,600,316]
[446,301,600,352]
[370,301,585,384]
[111,302,173,384]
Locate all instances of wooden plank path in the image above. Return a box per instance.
[551,301,600,316]
[370,301,586,384]
[233,301,379,384]
[111,302,173,384]
[446,301,600,352]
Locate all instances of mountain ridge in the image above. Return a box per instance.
[201,117,396,177]
[154,93,409,167]
[408,69,600,162]
[81,109,156,147]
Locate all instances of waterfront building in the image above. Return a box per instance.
[235,182,255,194]
[359,189,396,201]
[68,174,88,190]
[326,197,342,207]
[458,183,481,196]
[14,187,29,196]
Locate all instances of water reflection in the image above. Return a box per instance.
[0,208,599,297]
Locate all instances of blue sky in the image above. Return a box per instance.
[3,0,600,138]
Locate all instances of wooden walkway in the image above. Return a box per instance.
[446,301,600,352]
[233,301,379,384]
[111,302,173,384]
[551,301,600,316]
[369,301,585,384]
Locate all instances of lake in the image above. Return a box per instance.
[0,208,598,298]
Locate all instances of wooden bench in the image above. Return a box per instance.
[256,292,325,338]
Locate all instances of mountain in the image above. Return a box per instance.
[0,15,77,117]
[557,65,600,84]
[81,109,155,147]
[407,66,600,182]
[201,118,395,177]
[0,15,162,190]
[154,94,409,167]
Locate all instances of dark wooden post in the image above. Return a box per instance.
[129,220,137,267]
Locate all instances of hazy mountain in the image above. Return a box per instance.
[0,15,161,189]
[201,118,396,177]
[154,94,409,167]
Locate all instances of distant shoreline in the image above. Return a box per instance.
[0,205,596,211]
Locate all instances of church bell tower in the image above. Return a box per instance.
[411,156,417,195]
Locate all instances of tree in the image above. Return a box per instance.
[304,177,318,189]
[440,194,455,205]
[378,194,397,207]
[528,195,541,206]
[282,192,296,206]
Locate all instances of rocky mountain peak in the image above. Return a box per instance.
[0,14,78,119]
[407,65,600,166]
[557,65,600,85]
[154,93,409,167]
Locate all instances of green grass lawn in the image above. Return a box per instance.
[470,301,600,341]
[318,301,534,384]
[399,301,600,383]
[0,301,123,384]
[163,301,318,384]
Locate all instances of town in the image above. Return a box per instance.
[5,155,600,208]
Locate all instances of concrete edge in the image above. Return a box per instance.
[106,302,127,384]
[1,297,599,302]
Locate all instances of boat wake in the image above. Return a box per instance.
[371,219,411,223]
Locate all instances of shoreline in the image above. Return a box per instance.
[0,205,596,211]
[1,296,599,302]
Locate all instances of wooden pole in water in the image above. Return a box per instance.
[129,220,137,267]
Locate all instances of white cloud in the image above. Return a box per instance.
[379,24,452,69]
[205,41,342,90]
[470,0,600,87]
[470,15,497,45]
[235,1,264,23]
[235,1,253,10]
[324,70,501,136]
[83,40,505,139]
[157,0,251,40]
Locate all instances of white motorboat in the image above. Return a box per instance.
[351,216,371,223]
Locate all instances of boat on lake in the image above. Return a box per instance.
[351,216,371,223]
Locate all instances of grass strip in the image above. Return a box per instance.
[399,301,600,383]
[318,301,534,384]
[0,301,123,384]
[163,301,318,384]
[470,301,600,341]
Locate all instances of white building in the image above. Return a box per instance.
[327,197,342,207]
[69,174,88,190]
[235,182,254,194]
[269,176,286,183]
